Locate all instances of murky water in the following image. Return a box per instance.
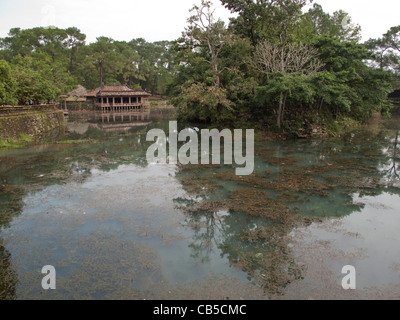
[0,113,399,300]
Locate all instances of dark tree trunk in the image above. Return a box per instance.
[99,64,103,87]
[277,91,287,129]
[277,92,283,129]
[281,91,288,123]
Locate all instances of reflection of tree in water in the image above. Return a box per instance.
[385,130,399,179]
[0,182,25,229]
[175,179,313,295]
[377,117,400,181]
[0,242,17,300]
[174,122,400,296]
[185,211,227,264]
[0,131,153,299]
[0,121,162,226]
[0,131,152,218]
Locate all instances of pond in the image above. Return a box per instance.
[0,112,399,300]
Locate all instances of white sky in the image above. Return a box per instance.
[0,0,399,44]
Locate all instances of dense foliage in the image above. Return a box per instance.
[0,27,177,105]
[0,1,399,135]
[170,0,398,134]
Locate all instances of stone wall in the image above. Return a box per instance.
[65,101,95,111]
[0,109,65,141]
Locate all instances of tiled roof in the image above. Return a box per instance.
[66,85,88,97]
[86,88,100,97]
[86,85,151,97]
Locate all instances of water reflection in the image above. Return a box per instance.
[384,130,399,180]
[0,116,399,299]
[173,117,400,295]
[0,242,17,300]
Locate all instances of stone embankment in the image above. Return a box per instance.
[0,106,65,144]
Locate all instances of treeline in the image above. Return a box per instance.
[0,1,399,135]
[0,27,177,105]
[170,0,400,133]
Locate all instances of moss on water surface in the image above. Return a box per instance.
[0,117,399,299]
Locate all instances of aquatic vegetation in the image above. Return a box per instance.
[265,156,302,166]
[0,241,17,300]
[0,117,400,299]
[0,134,34,149]
[172,119,400,296]
[228,189,292,221]
[0,183,25,227]
[56,139,96,145]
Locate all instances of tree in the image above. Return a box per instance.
[127,39,177,94]
[11,55,60,104]
[113,41,141,88]
[302,4,361,42]
[171,82,232,123]
[0,27,73,62]
[0,28,41,58]
[64,27,86,73]
[383,26,400,55]
[251,41,324,128]
[221,0,312,45]
[366,26,400,74]
[173,0,234,124]
[186,0,232,89]
[0,60,17,105]
[83,37,124,87]
[313,36,394,120]
[0,27,79,100]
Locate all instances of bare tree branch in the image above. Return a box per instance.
[186,0,232,88]
[251,41,325,76]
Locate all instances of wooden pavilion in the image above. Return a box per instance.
[86,85,151,112]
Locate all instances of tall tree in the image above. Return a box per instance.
[313,36,394,120]
[302,4,361,42]
[221,0,312,45]
[252,41,324,128]
[128,38,177,93]
[64,27,86,73]
[113,41,141,88]
[83,37,124,87]
[366,26,400,74]
[172,0,234,124]
[186,0,232,89]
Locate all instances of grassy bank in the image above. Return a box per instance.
[148,100,175,110]
[0,134,34,149]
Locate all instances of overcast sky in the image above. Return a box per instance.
[0,0,399,44]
